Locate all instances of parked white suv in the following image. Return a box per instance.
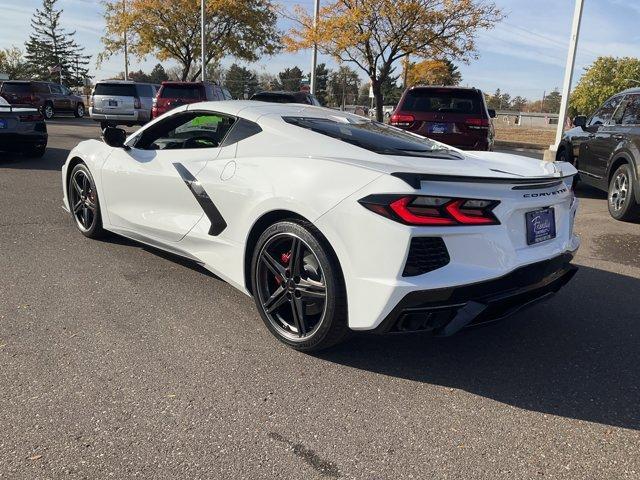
[89,80,159,129]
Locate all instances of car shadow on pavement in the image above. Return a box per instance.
[575,182,606,200]
[0,147,68,171]
[318,265,640,431]
[95,233,220,280]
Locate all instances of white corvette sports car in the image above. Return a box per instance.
[62,101,580,351]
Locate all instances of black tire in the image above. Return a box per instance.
[43,102,54,120]
[608,164,640,221]
[74,103,85,118]
[25,144,46,158]
[250,220,349,352]
[557,145,581,188]
[67,163,106,238]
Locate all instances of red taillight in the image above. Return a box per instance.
[359,195,500,226]
[19,113,44,122]
[465,117,490,129]
[134,97,141,109]
[389,113,415,127]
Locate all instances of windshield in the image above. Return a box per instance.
[94,83,137,97]
[282,116,458,158]
[159,85,202,99]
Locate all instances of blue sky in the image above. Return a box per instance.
[2,0,640,100]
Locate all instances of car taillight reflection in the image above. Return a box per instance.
[389,113,415,127]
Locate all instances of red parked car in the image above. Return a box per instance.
[390,86,496,151]
[152,81,232,118]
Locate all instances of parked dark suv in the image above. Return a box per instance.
[250,91,321,106]
[152,81,231,119]
[558,88,640,221]
[390,86,496,150]
[0,80,85,120]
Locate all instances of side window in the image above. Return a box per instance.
[61,85,71,95]
[222,88,232,100]
[136,84,153,97]
[589,95,623,126]
[49,84,62,94]
[34,83,50,94]
[621,95,640,125]
[204,84,215,100]
[136,112,236,150]
[220,118,262,146]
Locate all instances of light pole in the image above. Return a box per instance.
[201,0,206,81]
[310,0,320,94]
[123,0,129,81]
[546,0,584,160]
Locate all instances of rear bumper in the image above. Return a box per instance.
[375,253,577,335]
[0,132,48,150]
[89,108,147,124]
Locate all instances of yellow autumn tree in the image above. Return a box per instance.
[405,59,462,87]
[285,0,502,120]
[100,0,281,81]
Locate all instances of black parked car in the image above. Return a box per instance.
[250,91,321,106]
[0,96,48,157]
[558,88,640,221]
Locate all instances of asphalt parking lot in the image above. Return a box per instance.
[1,117,639,479]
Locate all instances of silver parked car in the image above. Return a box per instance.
[89,80,159,129]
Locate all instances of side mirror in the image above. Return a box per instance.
[573,115,587,128]
[102,127,127,148]
[488,108,497,118]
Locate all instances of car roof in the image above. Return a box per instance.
[185,100,359,122]
[407,85,482,93]
[619,87,640,95]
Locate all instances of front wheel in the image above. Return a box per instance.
[68,163,106,238]
[608,164,640,222]
[74,103,85,118]
[250,220,349,352]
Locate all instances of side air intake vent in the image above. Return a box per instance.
[403,237,450,277]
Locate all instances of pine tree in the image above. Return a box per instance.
[24,0,91,87]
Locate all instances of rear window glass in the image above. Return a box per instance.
[2,83,32,94]
[401,89,483,115]
[136,84,154,97]
[160,85,203,99]
[283,116,459,158]
[94,83,137,96]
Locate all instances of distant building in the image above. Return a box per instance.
[496,110,559,130]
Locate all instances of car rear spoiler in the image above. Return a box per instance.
[390,172,574,189]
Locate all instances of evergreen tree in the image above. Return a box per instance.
[148,63,169,84]
[24,0,91,87]
[278,66,304,92]
[309,63,329,105]
[224,64,259,99]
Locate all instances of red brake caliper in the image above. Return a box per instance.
[275,252,291,285]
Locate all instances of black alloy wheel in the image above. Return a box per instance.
[43,103,54,120]
[75,103,85,118]
[68,163,105,238]
[608,164,640,222]
[251,221,349,351]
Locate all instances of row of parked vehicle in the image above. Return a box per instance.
[88,80,322,130]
